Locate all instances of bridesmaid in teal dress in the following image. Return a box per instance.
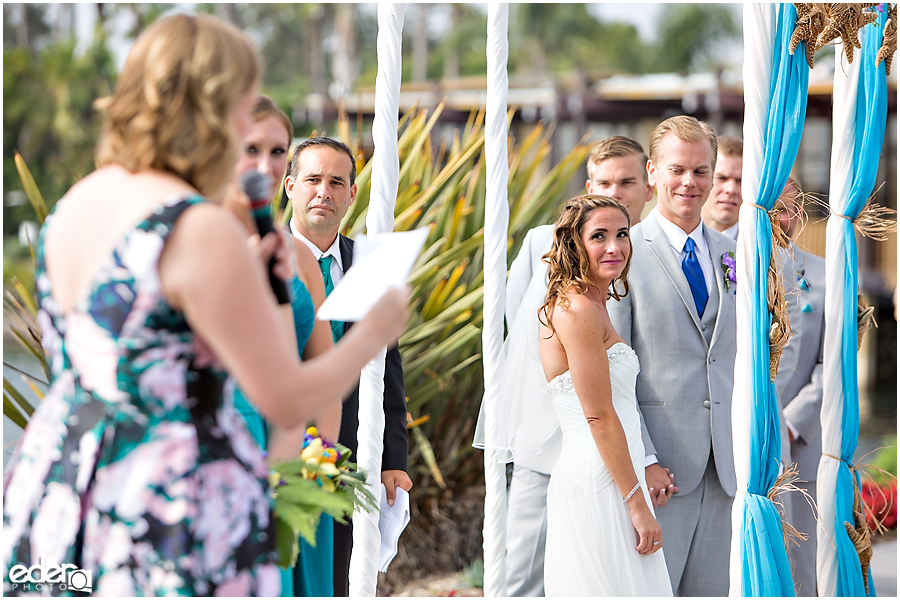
[225,96,341,597]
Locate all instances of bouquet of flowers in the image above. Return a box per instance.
[269,427,378,568]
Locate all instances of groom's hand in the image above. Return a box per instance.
[382,470,413,506]
[645,464,678,508]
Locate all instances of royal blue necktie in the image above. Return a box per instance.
[682,237,708,317]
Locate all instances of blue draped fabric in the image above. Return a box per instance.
[833,11,887,597]
[740,4,808,596]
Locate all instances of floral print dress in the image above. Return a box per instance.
[2,195,280,596]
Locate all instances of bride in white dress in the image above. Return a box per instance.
[537,195,672,597]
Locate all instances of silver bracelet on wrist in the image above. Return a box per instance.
[623,482,641,503]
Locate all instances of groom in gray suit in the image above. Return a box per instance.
[608,116,737,596]
[773,177,825,597]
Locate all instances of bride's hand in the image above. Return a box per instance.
[627,494,663,555]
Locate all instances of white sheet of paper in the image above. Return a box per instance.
[378,484,411,572]
[317,227,429,322]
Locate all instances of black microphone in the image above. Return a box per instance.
[241,171,291,305]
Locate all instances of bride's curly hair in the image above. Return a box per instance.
[538,195,632,336]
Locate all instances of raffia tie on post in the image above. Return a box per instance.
[767,462,811,554]
[749,202,794,381]
[822,453,875,595]
[832,198,896,350]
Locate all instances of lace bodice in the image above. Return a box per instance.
[547,342,640,398]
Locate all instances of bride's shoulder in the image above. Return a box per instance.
[551,289,604,327]
[556,286,596,309]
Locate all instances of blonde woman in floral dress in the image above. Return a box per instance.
[2,13,408,596]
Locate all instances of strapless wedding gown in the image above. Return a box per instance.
[543,343,673,597]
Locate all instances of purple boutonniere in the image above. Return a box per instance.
[721,251,737,294]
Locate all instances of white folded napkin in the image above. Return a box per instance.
[378,484,410,572]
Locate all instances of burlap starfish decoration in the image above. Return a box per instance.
[843,486,874,595]
[818,3,879,64]
[876,3,897,75]
[791,3,829,67]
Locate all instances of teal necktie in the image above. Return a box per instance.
[318,255,344,342]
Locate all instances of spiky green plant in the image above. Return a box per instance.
[4,153,51,431]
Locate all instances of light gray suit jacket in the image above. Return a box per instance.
[506,225,554,324]
[608,210,738,497]
[505,224,560,474]
[775,246,826,481]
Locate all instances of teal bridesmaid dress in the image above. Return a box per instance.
[233,276,334,597]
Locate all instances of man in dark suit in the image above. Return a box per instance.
[286,136,411,596]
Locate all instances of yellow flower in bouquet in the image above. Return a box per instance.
[270,427,378,568]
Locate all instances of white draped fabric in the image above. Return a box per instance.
[481,4,510,597]
[731,3,809,594]
[349,4,404,596]
[816,41,859,599]
[728,4,774,594]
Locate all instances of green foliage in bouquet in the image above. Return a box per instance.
[269,427,378,569]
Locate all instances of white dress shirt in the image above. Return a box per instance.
[723,222,739,242]
[652,207,714,294]
[290,218,345,286]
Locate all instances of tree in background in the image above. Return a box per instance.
[653,3,740,74]
[3,4,116,239]
[510,3,652,77]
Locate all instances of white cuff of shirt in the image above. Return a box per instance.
[644,454,659,468]
[786,420,800,443]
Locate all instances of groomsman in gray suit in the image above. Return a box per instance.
[773,177,825,597]
[504,136,653,596]
[608,115,737,596]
